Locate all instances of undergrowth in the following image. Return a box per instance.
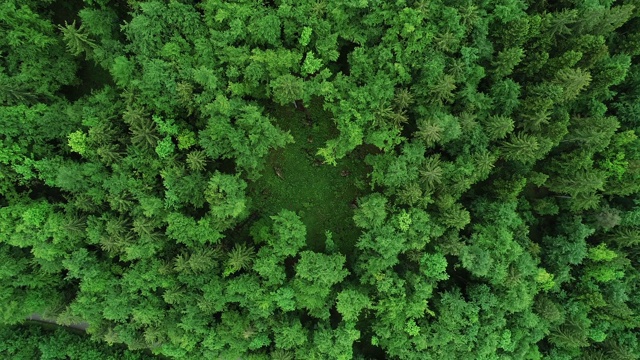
[247,97,372,254]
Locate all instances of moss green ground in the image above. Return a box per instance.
[247,98,371,255]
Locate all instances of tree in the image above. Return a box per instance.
[58,20,97,59]
[500,132,540,163]
[3,0,640,358]
[186,150,208,172]
[428,73,457,104]
[546,169,607,199]
[224,244,255,277]
[352,193,388,230]
[274,318,307,351]
[484,115,514,140]
[492,47,525,78]
[336,289,372,323]
[419,155,444,191]
[270,74,305,106]
[204,171,248,221]
[265,210,307,259]
[293,251,349,318]
[554,67,592,102]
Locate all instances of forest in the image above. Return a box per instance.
[2,0,640,359]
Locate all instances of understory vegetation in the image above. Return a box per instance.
[2,0,640,359]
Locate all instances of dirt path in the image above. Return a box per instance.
[26,313,90,332]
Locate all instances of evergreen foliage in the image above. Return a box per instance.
[2,0,640,358]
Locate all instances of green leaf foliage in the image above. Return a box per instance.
[2,0,640,359]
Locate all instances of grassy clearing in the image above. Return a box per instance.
[247,98,371,254]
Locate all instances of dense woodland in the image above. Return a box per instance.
[2,0,640,358]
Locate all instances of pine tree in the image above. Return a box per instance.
[419,155,443,191]
[610,227,640,248]
[500,132,540,163]
[521,107,552,132]
[473,150,497,179]
[434,30,459,53]
[58,20,97,58]
[545,9,578,39]
[415,119,443,147]
[428,73,457,104]
[394,88,414,110]
[548,169,607,198]
[96,144,122,165]
[271,349,294,360]
[484,115,514,140]
[554,67,592,102]
[186,150,208,172]
[0,81,38,105]
[270,74,304,106]
[129,117,159,149]
[224,244,255,276]
[492,47,525,78]
[549,320,589,349]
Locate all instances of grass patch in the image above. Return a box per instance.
[247,97,371,255]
